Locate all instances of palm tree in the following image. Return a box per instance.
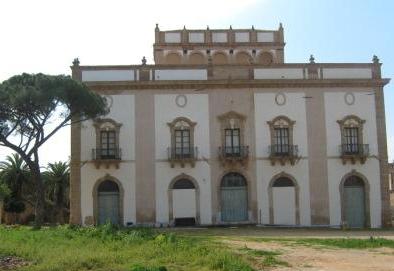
[0,153,31,223]
[43,161,70,224]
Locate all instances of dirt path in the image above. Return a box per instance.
[225,239,394,271]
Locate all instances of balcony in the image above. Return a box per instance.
[92,148,122,169]
[340,144,369,165]
[218,146,249,166]
[167,147,198,168]
[269,144,300,166]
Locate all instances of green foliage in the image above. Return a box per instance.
[3,198,25,213]
[0,226,255,271]
[0,182,10,200]
[292,237,394,249]
[240,247,288,268]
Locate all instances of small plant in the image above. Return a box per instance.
[130,264,167,271]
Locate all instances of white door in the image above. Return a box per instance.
[173,189,196,219]
[273,187,296,225]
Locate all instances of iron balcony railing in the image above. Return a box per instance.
[167,147,198,160]
[269,144,299,157]
[92,148,122,160]
[340,144,369,156]
[219,146,249,159]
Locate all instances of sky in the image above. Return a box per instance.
[0,0,393,165]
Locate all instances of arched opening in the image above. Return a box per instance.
[166,53,182,65]
[343,175,366,228]
[171,178,197,226]
[189,53,205,65]
[271,177,296,225]
[97,180,120,225]
[212,52,228,65]
[220,172,248,222]
[258,52,273,65]
[235,52,252,65]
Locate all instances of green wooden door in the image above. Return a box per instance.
[344,186,365,228]
[98,191,120,225]
[221,186,248,222]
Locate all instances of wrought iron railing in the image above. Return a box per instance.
[269,144,299,157]
[340,144,369,156]
[167,147,198,160]
[92,148,122,160]
[219,146,249,159]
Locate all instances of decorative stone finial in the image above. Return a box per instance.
[141,56,147,65]
[309,54,315,64]
[372,55,380,64]
[279,22,283,30]
[183,25,186,30]
[155,23,159,31]
[207,25,209,30]
[230,25,232,30]
[72,58,80,66]
[252,25,255,30]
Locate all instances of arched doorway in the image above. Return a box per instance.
[343,175,366,228]
[170,178,197,226]
[271,177,296,225]
[220,172,248,222]
[97,180,120,225]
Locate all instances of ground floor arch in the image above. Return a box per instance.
[340,173,370,228]
[93,175,124,225]
[220,172,248,222]
[168,174,200,226]
[268,173,300,225]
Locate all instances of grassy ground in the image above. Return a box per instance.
[0,224,254,271]
[1,225,394,271]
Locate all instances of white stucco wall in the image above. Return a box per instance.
[154,69,207,80]
[82,70,135,82]
[155,162,212,225]
[254,92,309,158]
[164,32,181,43]
[324,91,378,157]
[189,32,204,43]
[254,92,310,226]
[327,159,382,227]
[154,94,210,159]
[80,94,136,225]
[323,68,372,79]
[81,163,136,225]
[256,160,311,226]
[257,32,274,42]
[324,91,381,227]
[235,32,249,42]
[254,68,304,79]
[212,32,227,43]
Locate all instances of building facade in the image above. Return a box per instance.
[70,24,391,228]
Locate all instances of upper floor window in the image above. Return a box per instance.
[337,115,368,164]
[167,117,197,167]
[92,118,122,168]
[267,116,299,165]
[218,111,249,165]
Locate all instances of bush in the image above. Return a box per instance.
[130,264,167,271]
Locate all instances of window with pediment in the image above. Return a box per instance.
[267,116,299,165]
[217,111,249,165]
[92,119,122,168]
[167,117,197,167]
[337,115,368,164]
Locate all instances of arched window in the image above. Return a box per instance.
[172,179,195,189]
[98,180,120,192]
[189,52,205,64]
[93,119,122,162]
[221,172,247,187]
[337,115,368,164]
[344,176,364,187]
[235,52,252,65]
[212,52,228,65]
[167,117,197,167]
[166,53,182,65]
[258,52,273,65]
[272,177,295,187]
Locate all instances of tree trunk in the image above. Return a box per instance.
[29,164,45,228]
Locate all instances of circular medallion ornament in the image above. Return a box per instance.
[275,92,286,106]
[175,94,187,108]
[344,92,355,106]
